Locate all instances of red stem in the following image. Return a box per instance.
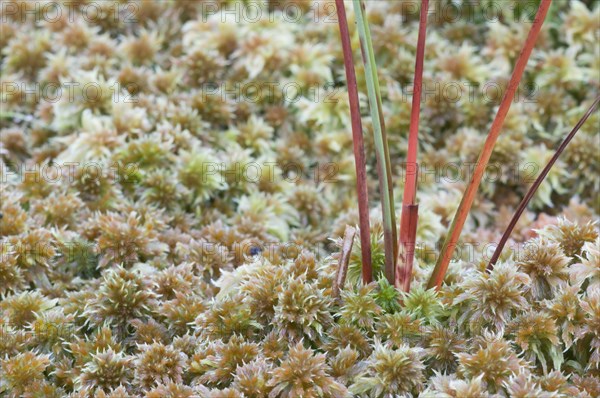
[335,0,373,283]
[396,204,419,292]
[487,95,600,269]
[397,0,429,291]
[427,0,552,290]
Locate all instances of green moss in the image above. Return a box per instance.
[0,1,598,396]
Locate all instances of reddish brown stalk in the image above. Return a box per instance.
[333,226,357,298]
[427,0,552,290]
[487,95,600,270]
[396,204,419,292]
[397,0,429,291]
[335,0,372,283]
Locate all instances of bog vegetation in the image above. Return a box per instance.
[0,1,599,397]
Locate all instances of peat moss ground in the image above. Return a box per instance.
[1,1,599,397]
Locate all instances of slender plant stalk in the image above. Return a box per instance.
[353,0,397,285]
[362,3,398,266]
[397,0,429,292]
[396,204,419,291]
[335,0,373,283]
[427,0,552,290]
[333,226,357,298]
[487,95,600,269]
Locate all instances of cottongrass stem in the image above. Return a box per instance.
[335,0,373,283]
[353,0,398,285]
[397,0,429,292]
[428,0,552,290]
[487,95,600,269]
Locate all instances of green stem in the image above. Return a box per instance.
[353,0,397,285]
